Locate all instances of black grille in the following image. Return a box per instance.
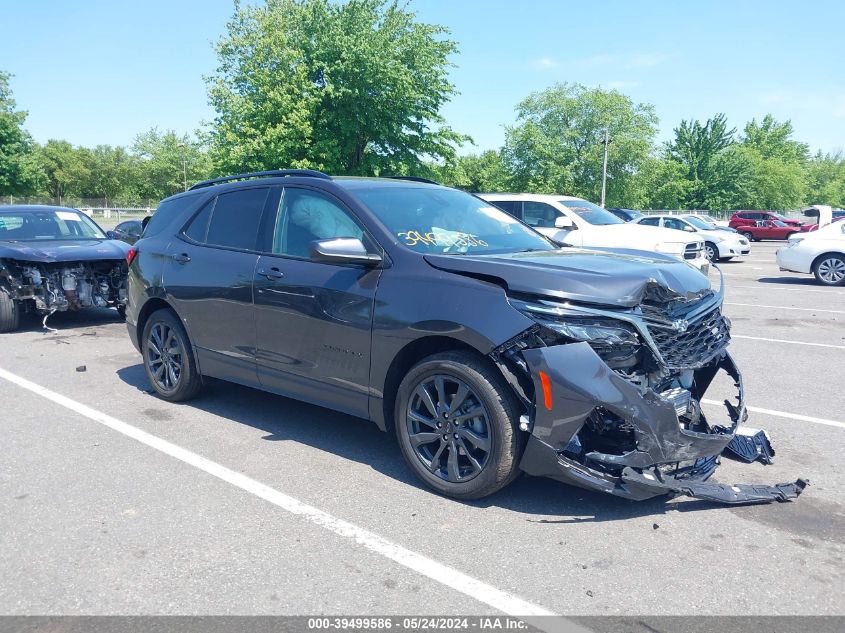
[648,308,730,369]
[683,243,702,260]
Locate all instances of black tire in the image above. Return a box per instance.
[740,231,754,242]
[0,288,20,333]
[813,253,845,286]
[704,241,719,263]
[141,308,203,402]
[116,304,127,320]
[394,350,525,500]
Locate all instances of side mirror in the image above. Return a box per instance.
[683,225,696,232]
[106,230,117,239]
[309,237,382,266]
[554,215,575,229]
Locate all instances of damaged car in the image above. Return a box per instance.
[0,205,130,332]
[125,170,806,505]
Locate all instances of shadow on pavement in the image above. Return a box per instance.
[116,362,732,522]
[13,307,124,334]
[756,276,824,287]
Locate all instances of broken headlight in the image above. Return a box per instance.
[533,318,639,345]
[511,297,642,368]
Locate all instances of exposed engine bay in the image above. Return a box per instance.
[492,279,808,505]
[0,258,128,321]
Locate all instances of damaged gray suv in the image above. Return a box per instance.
[126,170,806,505]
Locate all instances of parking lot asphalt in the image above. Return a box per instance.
[1,242,843,617]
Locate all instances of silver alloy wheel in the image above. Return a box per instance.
[705,243,718,262]
[405,374,491,483]
[146,322,183,391]
[817,256,845,284]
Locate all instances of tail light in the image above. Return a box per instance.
[126,247,138,266]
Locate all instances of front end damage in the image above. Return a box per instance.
[0,258,128,323]
[493,277,807,505]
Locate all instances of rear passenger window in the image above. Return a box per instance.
[640,217,660,226]
[183,200,213,243]
[144,195,199,238]
[205,188,269,250]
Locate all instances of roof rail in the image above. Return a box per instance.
[383,175,441,185]
[188,169,332,191]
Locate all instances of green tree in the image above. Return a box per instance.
[0,71,41,196]
[206,0,467,175]
[665,113,757,209]
[806,151,845,208]
[435,150,510,192]
[501,83,658,205]
[132,128,210,199]
[735,115,808,209]
[742,115,809,163]
[81,145,137,204]
[37,140,90,203]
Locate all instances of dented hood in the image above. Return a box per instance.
[424,247,711,307]
[0,239,130,263]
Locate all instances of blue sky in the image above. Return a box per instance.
[2,0,843,154]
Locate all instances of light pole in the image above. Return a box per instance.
[182,156,188,192]
[600,129,610,208]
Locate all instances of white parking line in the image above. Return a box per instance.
[725,302,845,315]
[701,399,845,429]
[0,366,556,618]
[732,335,845,350]
[728,285,836,294]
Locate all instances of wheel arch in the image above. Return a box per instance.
[378,335,493,433]
[136,297,176,345]
[811,250,845,270]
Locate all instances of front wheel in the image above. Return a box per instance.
[813,254,845,286]
[395,351,524,500]
[0,288,20,333]
[740,231,755,242]
[141,308,203,401]
[704,242,719,263]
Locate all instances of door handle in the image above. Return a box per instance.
[257,267,284,280]
[172,253,191,263]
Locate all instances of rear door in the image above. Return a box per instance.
[252,186,382,418]
[163,186,271,386]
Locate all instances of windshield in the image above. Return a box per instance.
[558,199,622,225]
[684,216,715,230]
[0,209,107,241]
[351,187,554,254]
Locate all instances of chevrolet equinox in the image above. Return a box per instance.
[125,170,805,504]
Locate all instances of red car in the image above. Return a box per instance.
[729,211,803,230]
[736,219,799,241]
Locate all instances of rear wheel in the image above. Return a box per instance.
[704,242,719,263]
[0,288,20,333]
[395,351,524,500]
[813,254,845,286]
[740,231,755,242]
[141,309,203,401]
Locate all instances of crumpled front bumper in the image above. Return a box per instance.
[518,342,807,504]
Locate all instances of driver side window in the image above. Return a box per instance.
[522,202,558,228]
[273,188,364,258]
[664,218,688,231]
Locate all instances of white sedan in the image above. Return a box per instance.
[777,221,845,286]
[632,214,750,262]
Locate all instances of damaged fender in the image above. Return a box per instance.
[517,342,807,504]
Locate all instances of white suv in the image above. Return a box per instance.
[480,193,709,273]
[632,214,751,262]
